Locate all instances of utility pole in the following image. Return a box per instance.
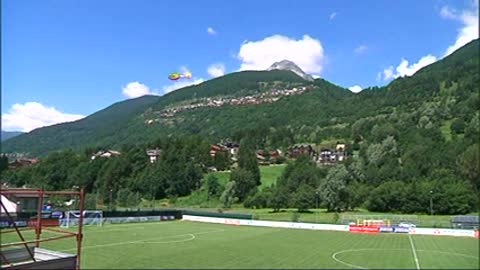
[429,190,433,216]
[315,191,319,224]
[109,188,113,211]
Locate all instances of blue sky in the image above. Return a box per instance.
[2,0,479,132]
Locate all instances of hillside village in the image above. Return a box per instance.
[3,142,348,171]
[145,85,314,124]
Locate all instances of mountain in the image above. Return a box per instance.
[2,39,478,157]
[1,70,311,156]
[1,95,160,156]
[267,60,314,81]
[1,131,24,142]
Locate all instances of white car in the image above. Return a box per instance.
[398,222,416,228]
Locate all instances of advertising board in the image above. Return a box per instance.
[0,220,28,228]
[28,219,59,227]
[393,227,410,233]
[410,228,475,237]
[349,226,380,233]
[182,215,475,237]
[379,226,394,233]
[225,219,241,225]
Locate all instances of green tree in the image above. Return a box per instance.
[85,193,98,209]
[464,114,479,144]
[127,191,141,208]
[96,157,131,204]
[293,184,315,212]
[318,165,349,212]
[451,118,466,134]
[458,144,480,195]
[230,168,257,202]
[237,138,261,185]
[214,152,230,171]
[205,174,222,199]
[269,186,290,212]
[0,154,9,175]
[243,190,270,209]
[116,188,131,207]
[220,181,237,208]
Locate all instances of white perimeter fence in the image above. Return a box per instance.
[182,215,479,238]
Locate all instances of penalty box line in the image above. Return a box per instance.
[60,229,225,252]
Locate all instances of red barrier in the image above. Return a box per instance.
[349,226,380,233]
[475,231,479,238]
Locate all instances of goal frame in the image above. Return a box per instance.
[61,210,104,228]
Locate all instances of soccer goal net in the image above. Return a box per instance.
[60,210,103,228]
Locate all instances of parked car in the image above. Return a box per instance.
[398,222,416,228]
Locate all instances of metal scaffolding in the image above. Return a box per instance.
[1,188,85,270]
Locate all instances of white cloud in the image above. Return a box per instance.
[382,66,395,81]
[354,45,368,54]
[348,85,363,93]
[207,27,217,35]
[237,34,325,74]
[442,2,479,57]
[378,1,478,82]
[329,12,337,20]
[122,81,157,98]
[312,74,320,79]
[440,6,457,19]
[2,102,85,132]
[207,63,226,78]
[396,55,437,77]
[376,72,382,82]
[381,55,437,81]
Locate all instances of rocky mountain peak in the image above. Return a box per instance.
[267,60,314,81]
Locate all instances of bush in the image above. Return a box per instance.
[116,188,131,207]
[451,118,466,134]
[243,191,269,209]
[85,193,98,209]
[291,212,300,222]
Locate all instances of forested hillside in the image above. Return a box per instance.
[1,95,160,156]
[1,131,24,142]
[1,71,312,156]
[1,39,478,215]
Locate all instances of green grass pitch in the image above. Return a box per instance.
[2,221,479,269]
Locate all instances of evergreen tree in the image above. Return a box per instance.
[0,154,9,175]
[205,174,222,199]
[230,168,257,202]
[237,138,261,185]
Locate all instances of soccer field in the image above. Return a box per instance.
[3,220,479,269]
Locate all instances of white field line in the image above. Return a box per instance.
[71,220,175,233]
[408,234,421,270]
[331,249,369,269]
[60,229,225,252]
[331,248,478,269]
[140,234,196,244]
[82,227,145,234]
[331,248,409,269]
